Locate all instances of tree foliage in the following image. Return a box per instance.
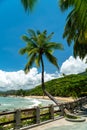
[19,29,63,73]
[26,73,87,97]
[59,0,87,59]
[21,0,38,12]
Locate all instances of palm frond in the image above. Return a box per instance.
[27,29,36,37]
[21,0,38,12]
[21,35,31,42]
[37,30,41,35]
[74,40,87,59]
[35,55,41,67]
[19,48,27,55]
[22,34,38,48]
[45,52,59,69]
[28,48,39,56]
[59,0,74,11]
[60,0,87,59]
[46,42,64,50]
[46,32,54,42]
[24,54,36,73]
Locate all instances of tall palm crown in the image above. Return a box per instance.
[59,0,87,59]
[19,29,63,73]
[19,29,63,104]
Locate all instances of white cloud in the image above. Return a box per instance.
[0,56,87,91]
[0,68,59,91]
[60,56,87,75]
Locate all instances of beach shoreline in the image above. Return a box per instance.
[24,95,74,102]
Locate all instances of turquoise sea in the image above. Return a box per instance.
[0,96,53,111]
[1,96,87,130]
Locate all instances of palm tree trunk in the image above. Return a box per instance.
[43,90,59,105]
[41,56,59,105]
[41,56,45,91]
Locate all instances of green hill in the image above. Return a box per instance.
[27,74,87,97]
[79,71,87,76]
[1,73,87,98]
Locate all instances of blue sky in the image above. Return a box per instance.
[0,0,73,72]
[0,0,87,91]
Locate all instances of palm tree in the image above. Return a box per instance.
[59,0,87,59]
[19,29,63,105]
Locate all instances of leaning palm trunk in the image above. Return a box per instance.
[43,89,59,105]
[41,56,59,105]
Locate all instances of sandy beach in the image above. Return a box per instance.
[24,95,74,102]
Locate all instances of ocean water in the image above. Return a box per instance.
[1,97,87,130]
[0,96,53,111]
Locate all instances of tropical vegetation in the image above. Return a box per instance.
[25,73,87,98]
[59,0,87,59]
[19,29,63,104]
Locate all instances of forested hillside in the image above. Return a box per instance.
[27,74,87,97]
[0,73,87,97]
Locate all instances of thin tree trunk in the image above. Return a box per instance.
[41,55,45,91]
[43,89,59,105]
[41,56,59,105]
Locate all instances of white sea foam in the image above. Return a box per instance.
[2,103,11,106]
[30,99,42,107]
[0,96,52,111]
